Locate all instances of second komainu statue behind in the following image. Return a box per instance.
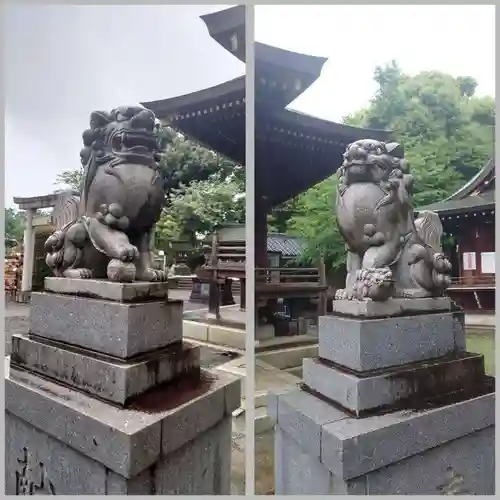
[45,105,167,283]
[335,139,452,301]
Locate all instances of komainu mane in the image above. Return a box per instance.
[45,105,167,282]
[335,139,452,301]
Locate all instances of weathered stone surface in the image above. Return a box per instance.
[154,417,232,494]
[362,426,494,495]
[5,412,108,495]
[30,292,183,358]
[318,312,463,371]
[321,392,495,480]
[332,297,452,318]
[270,387,494,489]
[104,418,232,495]
[6,361,240,478]
[44,277,169,302]
[302,354,486,415]
[10,334,200,405]
[268,388,348,460]
[6,403,236,495]
[274,422,494,495]
[274,427,366,495]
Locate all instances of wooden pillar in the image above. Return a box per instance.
[318,257,327,316]
[239,278,246,311]
[207,232,220,319]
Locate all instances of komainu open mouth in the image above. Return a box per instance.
[111,130,158,156]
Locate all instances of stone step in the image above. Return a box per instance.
[10,333,200,406]
[302,353,486,417]
[256,343,318,370]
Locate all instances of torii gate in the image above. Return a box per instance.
[13,193,59,302]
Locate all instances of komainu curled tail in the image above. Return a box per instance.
[409,210,452,295]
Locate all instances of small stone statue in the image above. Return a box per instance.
[45,105,167,282]
[335,139,452,301]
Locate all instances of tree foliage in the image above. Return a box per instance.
[5,208,25,248]
[288,62,495,269]
[156,176,244,248]
[55,169,83,191]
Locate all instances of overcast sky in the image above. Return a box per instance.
[255,5,495,122]
[5,5,244,206]
[5,5,495,207]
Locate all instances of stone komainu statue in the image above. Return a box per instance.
[45,105,167,282]
[335,139,452,301]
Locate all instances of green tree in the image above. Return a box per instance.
[55,169,83,191]
[156,176,244,249]
[5,208,25,248]
[286,177,346,270]
[290,62,495,270]
[157,126,240,196]
[344,62,494,180]
[267,199,299,234]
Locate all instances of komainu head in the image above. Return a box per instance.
[79,105,161,170]
[340,139,409,184]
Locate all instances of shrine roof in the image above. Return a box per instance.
[267,233,304,257]
[142,5,391,205]
[419,158,495,216]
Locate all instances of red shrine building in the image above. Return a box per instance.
[420,158,495,312]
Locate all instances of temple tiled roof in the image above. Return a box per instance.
[417,157,495,216]
[267,233,304,257]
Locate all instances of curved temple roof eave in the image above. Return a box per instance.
[445,157,495,201]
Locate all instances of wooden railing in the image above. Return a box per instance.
[449,275,496,288]
[255,260,328,317]
[197,234,246,317]
[255,267,322,284]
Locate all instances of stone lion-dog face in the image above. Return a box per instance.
[80,105,160,170]
[340,139,408,185]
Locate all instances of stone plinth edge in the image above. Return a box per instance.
[268,387,495,481]
[6,360,241,478]
[332,297,453,318]
[44,277,169,303]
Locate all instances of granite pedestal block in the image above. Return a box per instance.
[269,387,495,495]
[11,334,201,405]
[30,292,183,358]
[302,354,486,416]
[318,312,465,371]
[6,362,241,495]
[7,278,240,494]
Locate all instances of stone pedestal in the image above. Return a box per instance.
[6,278,240,495]
[269,298,495,495]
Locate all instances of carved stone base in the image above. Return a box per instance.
[269,387,494,495]
[302,353,486,416]
[318,312,465,371]
[30,292,183,358]
[44,277,169,302]
[6,362,240,495]
[10,334,201,406]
